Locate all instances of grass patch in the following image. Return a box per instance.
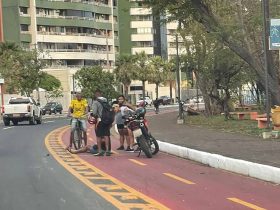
[185,115,270,137]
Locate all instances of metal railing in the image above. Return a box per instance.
[37,31,112,38]
[46,0,110,7]
[45,49,113,53]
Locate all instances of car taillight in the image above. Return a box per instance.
[27,105,31,112]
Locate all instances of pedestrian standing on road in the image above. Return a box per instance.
[117,95,135,152]
[91,89,114,156]
[154,98,159,114]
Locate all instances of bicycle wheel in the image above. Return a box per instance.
[73,128,82,150]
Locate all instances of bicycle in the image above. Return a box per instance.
[70,118,86,150]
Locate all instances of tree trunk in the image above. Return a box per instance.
[156,83,159,99]
[223,89,231,120]
[142,80,146,98]
[124,84,129,99]
[169,80,173,103]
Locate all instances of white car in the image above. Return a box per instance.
[136,96,153,106]
[2,97,42,126]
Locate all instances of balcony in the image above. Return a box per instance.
[46,0,110,7]
[36,14,112,23]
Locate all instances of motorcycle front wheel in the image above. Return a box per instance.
[138,135,152,158]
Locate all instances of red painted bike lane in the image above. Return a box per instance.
[61,125,280,210]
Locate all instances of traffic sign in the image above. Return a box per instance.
[270,19,280,50]
[0,79,4,84]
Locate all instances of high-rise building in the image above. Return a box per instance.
[119,0,186,102]
[1,0,118,107]
[0,0,3,42]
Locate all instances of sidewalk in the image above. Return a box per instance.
[147,111,280,183]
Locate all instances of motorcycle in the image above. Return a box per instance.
[124,107,159,158]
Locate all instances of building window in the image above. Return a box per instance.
[19,7,28,15]
[20,24,29,32]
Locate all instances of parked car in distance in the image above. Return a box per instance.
[42,102,63,115]
[158,96,172,105]
[136,96,153,107]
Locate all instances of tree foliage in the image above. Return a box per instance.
[0,43,46,96]
[114,54,136,98]
[145,0,280,104]
[75,66,118,100]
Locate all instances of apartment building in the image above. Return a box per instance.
[0,0,3,42]
[1,0,118,107]
[119,0,186,102]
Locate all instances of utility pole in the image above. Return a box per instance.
[262,0,271,128]
[176,33,183,122]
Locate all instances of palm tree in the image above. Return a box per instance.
[133,51,152,98]
[148,56,169,98]
[0,42,20,55]
[114,54,136,98]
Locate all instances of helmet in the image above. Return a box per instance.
[135,107,146,117]
[88,116,97,124]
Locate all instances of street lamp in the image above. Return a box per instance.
[262,0,271,128]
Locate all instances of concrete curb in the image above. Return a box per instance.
[158,140,280,184]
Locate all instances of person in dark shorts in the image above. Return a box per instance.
[112,102,131,151]
[91,89,112,156]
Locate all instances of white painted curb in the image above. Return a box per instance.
[158,140,280,184]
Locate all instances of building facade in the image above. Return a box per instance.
[119,0,186,102]
[1,0,118,108]
[0,0,3,42]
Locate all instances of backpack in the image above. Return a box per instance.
[97,99,115,125]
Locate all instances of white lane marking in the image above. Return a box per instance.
[44,121,55,124]
[3,126,13,130]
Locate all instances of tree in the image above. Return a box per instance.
[45,87,64,102]
[146,0,280,104]
[114,54,136,98]
[75,66,118,100]
[148,56,169,98]
[0,44,46,96]
[39,72,61,91]
[179,20,255,117]
[134,51,152,98]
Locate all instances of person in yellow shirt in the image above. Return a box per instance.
[66,92,89,150]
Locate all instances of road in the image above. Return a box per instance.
[0,108,280,210]
[0,119,116,210]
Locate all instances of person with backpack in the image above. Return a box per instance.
[91,89,115,156]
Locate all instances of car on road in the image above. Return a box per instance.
[136,96,153,107]
[42,102,63,115]
[2,97,42,126]
[158,96,172,105]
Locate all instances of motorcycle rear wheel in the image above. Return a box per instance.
[149,135,159,155]
[138,135,152,158]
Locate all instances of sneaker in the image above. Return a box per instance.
[94,151,105,156]
[105,151,111,156]
[116,146,124,150]
[125,147,134,152]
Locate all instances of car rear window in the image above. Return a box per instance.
[9,98,30,104]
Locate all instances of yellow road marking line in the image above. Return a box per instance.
[129,159,146,166]
[45,127,169,210]
[163,173,195,185]
[227,198,266,210]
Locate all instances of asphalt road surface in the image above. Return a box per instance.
[0,119,117,210]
